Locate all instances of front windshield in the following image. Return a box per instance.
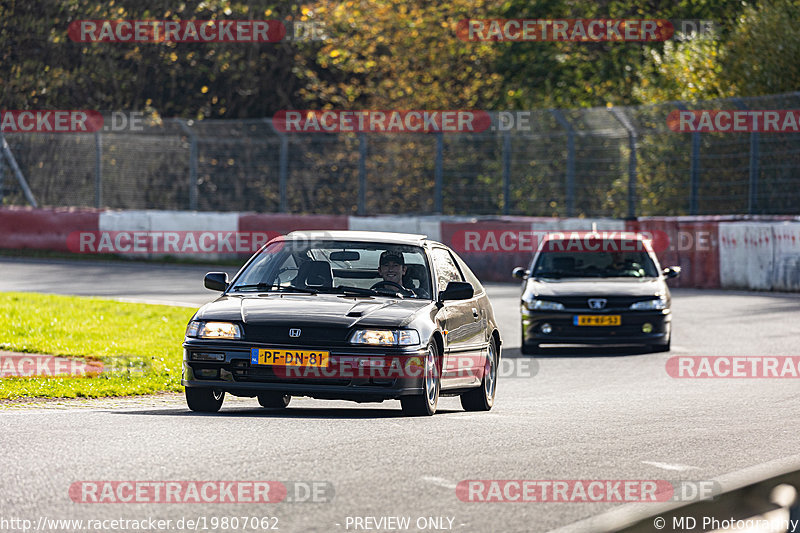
[230,239,432,299]
[532,246,659,279]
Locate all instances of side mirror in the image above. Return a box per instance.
[512,267,530,280]
[204,272,229,291]
[439,281,474,302]
[663,266,681,279]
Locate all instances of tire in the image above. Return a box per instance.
[257,392,291,409]
[401,342,440,416]
[185,387,224,413]
[460,337,498,412]
[521,338,542,355]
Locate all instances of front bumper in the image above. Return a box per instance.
[521,308,671,346]
[182,340,428,401]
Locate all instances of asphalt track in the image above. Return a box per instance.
[2,257,800,533]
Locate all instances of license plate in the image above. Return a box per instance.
[574,315,621,326]
[251,348,329,367]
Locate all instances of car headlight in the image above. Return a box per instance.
[185,320,243,339]
[524,299,565,311]
[630,297,667,310]
[350,329,420,346]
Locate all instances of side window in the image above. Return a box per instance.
[432,248,463,292]
[453,252,483,294]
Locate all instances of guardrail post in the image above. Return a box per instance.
[502,130,511,215]
[749,129,760,214]
[0,150,5,204]
[265,118,289,213]
[609,108,638,218]
[676,103,701,215]
[690,130,700,215]
[358,133,367,215]
[280,135,289,213]
[0,132,37,207]
[94,131,103,208]
[434,132,443,214]
[178,119,199,211]
[550,110,576,217]
[734,98,759,214]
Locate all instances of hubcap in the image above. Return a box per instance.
[424,346,438,404]
[484,344,497,399]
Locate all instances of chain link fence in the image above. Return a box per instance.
[2,92,799,217]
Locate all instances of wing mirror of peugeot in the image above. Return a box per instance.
[204,272,229,291]
[512,267,530,280]
[439,281,474,302]
[662,266,681,279]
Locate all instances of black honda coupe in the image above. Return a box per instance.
[183,231,501,416]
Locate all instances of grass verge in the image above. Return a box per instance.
[0,292,195,400]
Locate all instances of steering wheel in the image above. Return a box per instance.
[370,280,414,296]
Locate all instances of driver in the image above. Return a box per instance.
[608,251,644,275]
[378,250,407,288]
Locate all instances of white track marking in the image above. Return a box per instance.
[421,476,458,489]
[642,461,699,472]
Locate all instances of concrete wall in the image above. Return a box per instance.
[720,221,800,291]
[2,207,799,292]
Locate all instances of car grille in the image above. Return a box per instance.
[230,359,352,386]
[551,324,660,337]
[242,325,351,346]
[547,296,654,310]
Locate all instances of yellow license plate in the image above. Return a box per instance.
[250,348,329,367]
[574,315,621,326]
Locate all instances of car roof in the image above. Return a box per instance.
[283,230,429,246]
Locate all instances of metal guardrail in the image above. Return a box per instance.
[608,468,800,533]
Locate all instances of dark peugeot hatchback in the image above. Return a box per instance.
[513,233,680,354]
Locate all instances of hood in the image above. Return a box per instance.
[195,293,432,328]
[527,277,665,298]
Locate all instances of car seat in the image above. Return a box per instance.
[293,260,333,288]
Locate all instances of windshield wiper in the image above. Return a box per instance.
[230,283,318,294]
[333,285,413,298]
[331,285,377,296]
